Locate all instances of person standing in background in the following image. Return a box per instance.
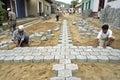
[7,8,16,34]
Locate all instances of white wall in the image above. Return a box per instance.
[105,0,120,8]
[93,0,99,12]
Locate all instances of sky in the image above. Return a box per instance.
[56,0,82,4]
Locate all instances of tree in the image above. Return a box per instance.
[0,1,6,15]
[70,0,79,8]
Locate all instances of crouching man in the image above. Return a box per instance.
[12,25,29,47]
[95,24,114,48]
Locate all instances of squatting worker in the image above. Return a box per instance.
[95,24,113,48]
[12,25,29,47]
[7,8,16,33]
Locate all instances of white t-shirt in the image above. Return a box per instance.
[97,29,112,39]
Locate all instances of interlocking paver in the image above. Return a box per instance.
[66,64,78,73]
[76,55,87,62]
[97,56,109,63]
[23,56,34,62]
[33,56,44,63]
[58,70,72,77]
[108,56,120,63]
[60,59,71,64]
[87,55,98,62]
[14,56,24,62]
[44,55,54,62]
[52,64,65,73]
[4,56,15,62]
[0,56,5,63]
[50,77,65,80]
[66,77,81,80]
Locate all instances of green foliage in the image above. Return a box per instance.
[0,1,6,15]
[70,0,79,8]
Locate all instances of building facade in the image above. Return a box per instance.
[1,0,52,18]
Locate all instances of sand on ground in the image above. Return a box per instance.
[0,63,56,80]
[73,62,120,80]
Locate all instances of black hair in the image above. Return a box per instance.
[102,24,109,30]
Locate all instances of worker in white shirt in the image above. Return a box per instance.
[95,24,113,48]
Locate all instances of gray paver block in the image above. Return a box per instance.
[51,52,60,55]
[58,70,72,77]
[66,77,81,80]
[44,55,54,62]
[87,55,98,62]
[0,56,5,63]
[33,56,44,63]
[108,56,120,63]
[60,59,71,64]
[65,55,76,61]
[52,64,65,73]
[110,52,120,56]
[14,56,24,63]
[80,52,90,56]
[55,55,65,62]
[23,56,34,62]
[76,55,87,62]
[100,52,111,56]
[4,56,15,62]
[50,77,65,80]
[31,52,41,56]
[66,64,78,73]
[70,51,80,55]
[83,48,93,51]
[97,56,109,63]
[61,51,70,55]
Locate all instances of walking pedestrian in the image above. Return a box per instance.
[7,8,16,34]
[55,9,60,21]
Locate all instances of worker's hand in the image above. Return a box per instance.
[12,40,17,44]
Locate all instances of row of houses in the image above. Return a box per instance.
[1,0,53,18]
[76,0,120,17]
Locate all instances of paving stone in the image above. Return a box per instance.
[22,53,32,56]
[108,56,120,63]
[41,52,51,56]
[52,64,65,73]
[4,56,15,62]
[66,64,78,73]
[89,52,100,56]
[33,56,44,63]
[55,55,65,62]
[97,56,109,63]
[83,48,93,51]
[66,77,81,80]
[50,77,65,80]
[87,55,98,62]
[60,59,71,64]
[76,55,87,62]
[0,56,5,63]
[51,52,60,55]
[65,55,76,61]
[110,52,120,56]
[61,51,70,55]
[44,55,54,62]
[58,70,72,77]
[80,52,90,56]
[70,51,80,55]
[100,52,111,56]
[23,56,34,62]
[31,52,41,56]
[14,56,24,63]
[74,49,83,52]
